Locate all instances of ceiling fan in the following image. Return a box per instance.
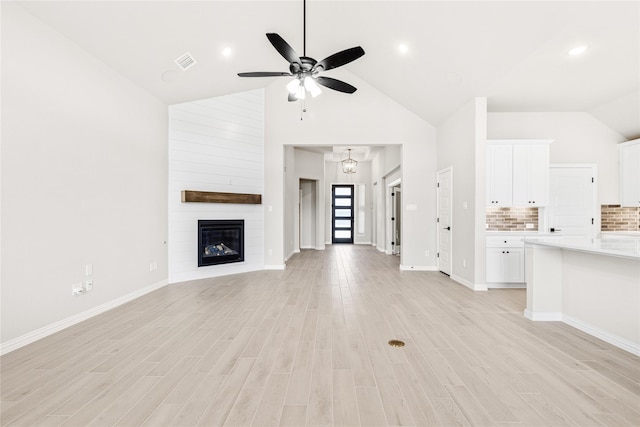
[237,0,365,102]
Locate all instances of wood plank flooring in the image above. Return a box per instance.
[2,245,639,426]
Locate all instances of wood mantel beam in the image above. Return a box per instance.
[181,191,262,205]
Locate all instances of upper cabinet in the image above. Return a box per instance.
[486,144,513,206]
[487,140,552,207]
[620,139,640,207]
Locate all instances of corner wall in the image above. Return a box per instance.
[437,98,487,289]
[1,3,168,350]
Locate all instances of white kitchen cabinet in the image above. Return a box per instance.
[486,236,525,284]
[486,144,513,206]
[486,140,551,207]
[620,139,640,207]
[512,144,549,206]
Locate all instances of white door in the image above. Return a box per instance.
[547,166,596,238]
[437,167,452,275]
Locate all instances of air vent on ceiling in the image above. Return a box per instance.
[175,52,197,71]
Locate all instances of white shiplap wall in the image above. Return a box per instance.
[169,90,264,283]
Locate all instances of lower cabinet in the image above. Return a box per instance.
[486,236,525,285]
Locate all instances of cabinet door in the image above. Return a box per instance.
[486,248,505,282]
[512,144,549,206]
[620,142,640,207]
[504,248,525,282]
[487,144,513,206]
[527,144,549,206]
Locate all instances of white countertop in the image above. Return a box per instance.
[523,236,640,260]
[600,231,640,237]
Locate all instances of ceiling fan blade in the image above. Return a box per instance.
[238,72,292,77]
[266,33,301,65]
[314,46,365,72]
[315,76,357,94]
[288,92,297,102]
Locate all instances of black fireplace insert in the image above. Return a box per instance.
[198,219,244,267]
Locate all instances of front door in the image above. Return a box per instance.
[332,185,354,244]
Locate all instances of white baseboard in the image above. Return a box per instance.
[563,315,640,356]
[399,265,438,271]
[355,241,372,245]
[315,246,325,251]
[451,274,488,291]
[377,247,385,253]
[523,309,562,321]
[0,279,169,356]
[264,264,286,270]
[487,283,526,289]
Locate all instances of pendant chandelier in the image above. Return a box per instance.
[342,149,357,174]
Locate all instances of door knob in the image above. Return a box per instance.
[444,226,451,230]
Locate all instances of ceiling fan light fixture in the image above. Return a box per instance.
[342,149,358,174]
[304,77,322,97]
[295,85,306,100]
[287,78,301,94]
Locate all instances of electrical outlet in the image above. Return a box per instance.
[425,250,430,257]
[85,264,93,276]
[84,279,93,292]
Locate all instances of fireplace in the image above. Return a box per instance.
[198,219,244,267]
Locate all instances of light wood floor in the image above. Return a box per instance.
[2,245,639,426]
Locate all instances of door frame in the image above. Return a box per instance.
[299,178,319,250]
[437,167,453,275]
[331,184,355,244]
[386,178,401,255]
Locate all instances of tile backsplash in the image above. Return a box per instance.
[601,205,640,231]
[486,207,538,231]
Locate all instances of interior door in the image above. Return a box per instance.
[547,166,596,238]
[332,185,354,244]
[437,167,452,275]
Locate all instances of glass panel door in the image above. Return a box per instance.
[332,185,354,243]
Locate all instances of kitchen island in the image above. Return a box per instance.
[523,236,640,355]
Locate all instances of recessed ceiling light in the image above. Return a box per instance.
[222,47,232,57]
[398,43,409,54]
[568,45,587,56]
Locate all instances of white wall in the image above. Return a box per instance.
[1,3,168,349]
[488,112,625,205]
[168,91,265,283]
[437,98,488,289]
[264,69,437,270]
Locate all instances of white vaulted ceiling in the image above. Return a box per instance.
[14,1,640,138]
